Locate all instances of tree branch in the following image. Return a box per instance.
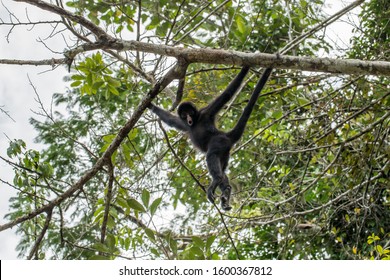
[100,161,114,244]
[14,0,109,39]
[2,40,389,76]
[27,209,52,260]
[5,0,390,76]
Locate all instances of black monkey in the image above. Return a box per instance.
[149,66,273,210]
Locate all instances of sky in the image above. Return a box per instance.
[0,0,358,259]
[0,0,68,258]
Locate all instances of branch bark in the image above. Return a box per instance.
[5,0,389,76]
[2,42,390,76]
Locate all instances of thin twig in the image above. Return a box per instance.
[101,161,114,244]
[27,209,53,260]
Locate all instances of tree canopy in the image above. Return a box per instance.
[0,0,389,260]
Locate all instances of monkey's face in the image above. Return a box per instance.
[178,102,198,127]
[180,111,195,126]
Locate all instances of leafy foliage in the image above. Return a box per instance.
[1,0,389,260]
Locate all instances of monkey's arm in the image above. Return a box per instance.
[204,66,250,116]
[227,67,273,143]
[149,103,189,132]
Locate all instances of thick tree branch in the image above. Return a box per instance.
[5,0,390,76]
[0,58,66,66]
[2,42,389,76]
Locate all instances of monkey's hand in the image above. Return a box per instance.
[147,102,156,110]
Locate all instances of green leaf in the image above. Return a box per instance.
[128,128,138,141]
[108,85,120,96]
[104,88,110,99]
[169,237,177,255]
[40,162,53,178]
[236,16,247,34]
[106,234,116,249]
[147,16,160,30]
[107,77,121,88]
[189,246,204,258]
[127,199,146,212]
[71,74,84,81]
[124,238,131,251]
[376,245,384,255]
[116,25,124,33]
[151,248,160,257]
[90,255,109,260]
[7,139,26,157]
[206,235,216,250]
[93,206,105,218]
[92,81,104,90]
[150,197,162,216]
[93,242,109,252]
[86,73,93,86]
[192,236,204,248]
[141,189,150,208]
[70,80,82,87]
[297,97,310,106]
[144,228,155,242]
[117,197,129,210]
[272,110,283,119]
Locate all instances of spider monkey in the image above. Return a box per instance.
[148,66,273,210]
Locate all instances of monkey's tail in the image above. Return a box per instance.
[227,67,273,144]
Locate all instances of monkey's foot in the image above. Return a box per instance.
[220,196,232,211]
[220,186,232,211]
[221,204,232,211]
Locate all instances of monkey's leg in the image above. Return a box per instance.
[206,135,233,210]
[206,153,233,211]
[205,152,224,204]
[219,155,232,211]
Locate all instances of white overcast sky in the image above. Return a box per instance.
[0,0,358,259]
[0,0,69,259]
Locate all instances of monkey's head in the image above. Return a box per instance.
[178,102,198,127]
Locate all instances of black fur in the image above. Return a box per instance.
[149,67,272,210]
